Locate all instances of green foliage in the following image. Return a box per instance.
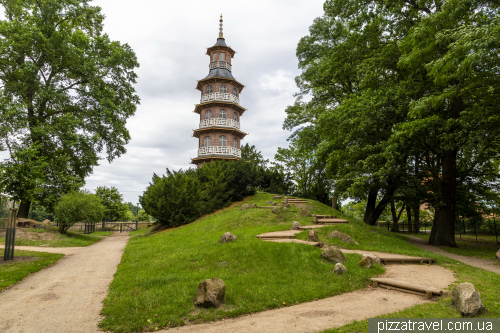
[54,191,105,233]
[141,161,257,228]
[140,170,202,228]
[124,210,134,221]
[95,186,128,221]
[0,0,139,213]
[137,209,150,222]
[28,202,54,222]
[126,202,140,217]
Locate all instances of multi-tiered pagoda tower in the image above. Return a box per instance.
[190,15,247,167]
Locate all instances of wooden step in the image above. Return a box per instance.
[298,225,327,230]
[255,230,302,239]
[313,217,349,224]
[256,206,274,209]
[378,257,434,265]
[371,278,444,299]
[263,239,321,247]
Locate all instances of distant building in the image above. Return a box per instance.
[191,15,248,167]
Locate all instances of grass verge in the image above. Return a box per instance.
[0,225,113,247]
[100,193,385,332]
[0,250,64,291]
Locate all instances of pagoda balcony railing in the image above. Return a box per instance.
[198,146,241,158]
[199,118,240,129]
[200,92,240,105]
[209,61,232,71]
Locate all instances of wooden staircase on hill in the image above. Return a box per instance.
[312,214,349,225]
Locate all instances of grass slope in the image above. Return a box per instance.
[100,194,385,332]
[0,250,63,291]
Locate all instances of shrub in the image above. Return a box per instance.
[140,170,202,227]
[54,191,105,233]
[137,209,150,222]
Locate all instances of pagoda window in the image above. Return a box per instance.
[212,53,217,62]
[204,136,211,147]
[220,53,226,61]
[206,85,212,94]
[219,109,227,118]
[232,88,237,96]
[218,135,227,147]
[233,138,238,148]
[205,110,212,119]
[233,112,237,121]
[220,85,227,93]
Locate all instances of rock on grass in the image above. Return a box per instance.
[451,282,485,317]
[321,246,347,264]
[194,278,226,308]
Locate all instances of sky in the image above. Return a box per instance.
[81,0,326,204]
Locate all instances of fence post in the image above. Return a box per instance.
[4,207,17,261]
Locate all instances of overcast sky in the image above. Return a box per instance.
[82,0,326,204]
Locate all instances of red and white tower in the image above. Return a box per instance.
[191,15,247,167]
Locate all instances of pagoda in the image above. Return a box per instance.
[190,15,247,167]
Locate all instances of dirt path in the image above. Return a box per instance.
[162,264,454,333]
[0,232,129,333]
[405,235,500,275]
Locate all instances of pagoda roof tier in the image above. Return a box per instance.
[192,127,248,139]
[196,76,245,92]
[206,38,236,57]
[190,155,240,165]
[193,101,247,115]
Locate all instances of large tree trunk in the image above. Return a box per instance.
[413,202,420,234]
[332,187,339,210]
[390,200,405,232]
[407,205,413,233]
[365,185,396,226]
[429,97,461,247]
[429,149,458,247]
[17,200,31,219]
[363,187,379,224]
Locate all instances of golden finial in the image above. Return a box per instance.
[219,14,224,38]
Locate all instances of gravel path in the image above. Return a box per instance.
[0,232,129,333]
[405,235,500,275]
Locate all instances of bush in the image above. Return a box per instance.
[137,209,150,222]
[54,191,105,233]
[141,161,257,228]
[140,170,202,227]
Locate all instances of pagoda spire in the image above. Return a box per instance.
[219,14,224,38]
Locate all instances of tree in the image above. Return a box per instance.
[124,210,134,221]
[137,209,150,222]
[126,202,140,217]
[95,186,128,221]
[54,191,105,233]
[0,0,140,217]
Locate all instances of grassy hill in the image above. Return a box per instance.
[100,193,500,333]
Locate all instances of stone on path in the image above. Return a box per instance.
[300,209,311,217]
[194,278,226,308]
[321,246,347,264]
[272,206,282,214]
[307,230,319,242]
[362,254,381,265]
[451,282,485,317]
[496,249,500,261]
[220,232,237,243]
[334,263,347,275]
[328,231,358,245]
[241,204,250,210]
[251,203,257,208]
[291,221,302,230]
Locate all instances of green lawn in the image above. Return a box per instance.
[0,250,64,291]
[410,233,500,261]
[0,225,113,247]
[100,194,385,332]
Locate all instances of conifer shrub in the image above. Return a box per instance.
[140,161,257,227]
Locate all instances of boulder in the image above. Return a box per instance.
[272,201,278,206]
[251,203,257,208]
[333,263,347,275]
[280,202,291,209]
[451,283,485,316]
[265,201,273,205]
[283,198,288,204]
[321,246,347,264]
[42,219,51,225]
[272,206,282,214]
[496,249,500,262]
[220,232,237,243]
[194,278,226,308]
[300,209,311,217]
[307,230,319,242]
[241,204,250,210]
[291,221,302,230]
[358,255,378,268]
[361,254,381,265]
[328,231,358,245]
[273,195,283,199]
